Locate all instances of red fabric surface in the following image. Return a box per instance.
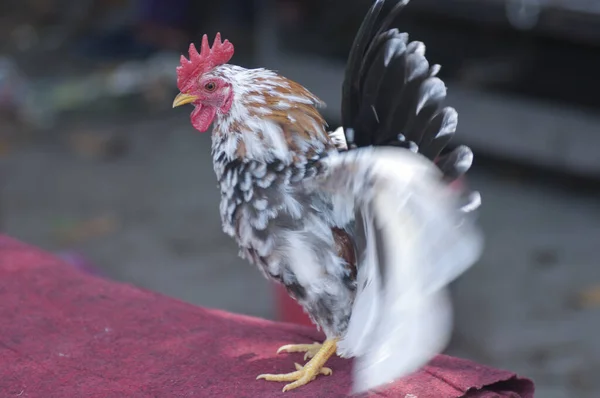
[0,235,535,397]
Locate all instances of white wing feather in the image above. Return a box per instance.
[316,146,484,394]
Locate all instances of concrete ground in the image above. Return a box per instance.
[2,106,599,397]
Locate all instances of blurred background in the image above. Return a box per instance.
[1,0,600,396]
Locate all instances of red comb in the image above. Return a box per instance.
[176,33,234,91]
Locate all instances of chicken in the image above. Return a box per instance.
[172,0,483,393]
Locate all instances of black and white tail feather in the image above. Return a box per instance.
[323,0,483,393]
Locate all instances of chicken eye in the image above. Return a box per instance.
[204,82,216,92]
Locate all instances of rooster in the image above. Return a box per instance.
[172,0,483,394]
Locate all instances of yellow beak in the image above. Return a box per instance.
[172,92,198,108]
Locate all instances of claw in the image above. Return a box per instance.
[276,342,322,360]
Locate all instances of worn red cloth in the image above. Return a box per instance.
[0,235,534,397]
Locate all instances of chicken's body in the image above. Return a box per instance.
[212,66,357,341]
[173,0,483,394]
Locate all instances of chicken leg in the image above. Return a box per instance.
[257,338,338,392]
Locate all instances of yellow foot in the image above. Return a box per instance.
[276,342,322,360]
[257,338,338,392]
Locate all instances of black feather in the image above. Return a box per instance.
[342,0,407,134]
[340,0,473,181]
[435,145,473,181]
[379,45,430,145]
[341,0,386,132]
[354,34,408,146]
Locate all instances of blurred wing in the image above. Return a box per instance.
[316,146,483,394]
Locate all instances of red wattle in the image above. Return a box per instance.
[190,105,217,133]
